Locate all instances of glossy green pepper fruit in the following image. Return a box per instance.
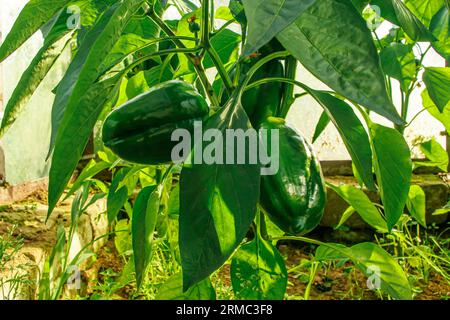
[242,58,284,127]
[102,80,209,165]
[222,58,284,127]
[260,117,326,235]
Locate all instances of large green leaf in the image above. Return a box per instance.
[350,243,412,300]
[229,0,247,27]
[371,0,433,41]
[312,111,330,143]
[156,273,216,300]
[423,67,450,113]
[204,29,241,69]
[309,91,375,190]
[241,0,316,56]
[132,185,160,288]
[327,183,388,232]
[380,43,416,92]
[390,0,434,41]
[404,0,445,27]
[107,167,133,223]
[100,14,161,72]
[231,235,287,300]
[406,185,427,227]
[179,98,261,291]
[0,10,74,137]
[370,124,412,230]
[277,0,403,124]
[0,0,72,62]
[49,0,144,152]
[125,66,173,99]
[430,5,450,61]
[316,243,412,300]
[415,138,449,172]
[66,160,110,198]
[48,75,121,215]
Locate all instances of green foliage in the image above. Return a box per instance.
[415,138,449,172]
[132,185,161,288]
[328,184,388,233]
[231,234,287,300]
[406,185,427,227]
[156,273,216,300]
[277,0,403,124]
[430,5,450,61]
[179,98,260,290]
[370,124,412,231]
[2,0,448,301]
[380,43,416,92]
[241,0,315,56]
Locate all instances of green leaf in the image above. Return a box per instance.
[423,67,450,113]
[0,9,74,137]
[404,0,445,27]
[350,243,412,300]
[167,184,180,217]
[107,167,133,223]
[231,235,288,300]
[115,219,132,255]
[229,0,247,27]
[371,0,434,41]
[48,75,121,216]
[66,160,110,199]
[370,124,412,230]
[309,91,375,190]
[327,183,388,233]
[277,0,403,125]
[216,6,234,21]
[241,0,316,56]
[100,14,161,72]
[430,5,450,61]
[132,185,161,288]
[390,0,434,41]
[49,0,144,152]
[335,206,357,230]
[312,111,330,143]
[415,138,449,172]
[204,29,241,69]
[125,66,173,99]
[406,185,427,227]
[433,200,450,216]
[315,243,412,299]
[0,0,72,62]
[156,273,216,300]
[315,243,348,261]
[179,98,260,291]
[380,44,416,92]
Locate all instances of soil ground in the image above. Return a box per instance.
[2,190,449,300]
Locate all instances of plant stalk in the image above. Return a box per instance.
[279,56,297,118]
[149,8,220,106]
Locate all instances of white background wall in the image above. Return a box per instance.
[0,0,70,185]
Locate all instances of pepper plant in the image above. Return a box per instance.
[0,0,449,300]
